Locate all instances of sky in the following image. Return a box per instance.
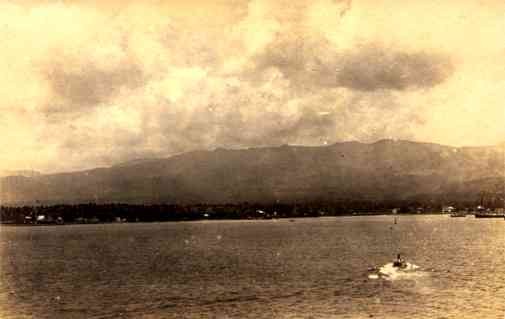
[1,0,505,173]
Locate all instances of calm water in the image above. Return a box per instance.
[0,216,504,318]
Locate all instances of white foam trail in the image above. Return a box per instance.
[368,262,425,280]
[379,262,422,280]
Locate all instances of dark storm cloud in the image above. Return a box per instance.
[43,59,144,114]
[335,46,454,91]
[254,39,453,91]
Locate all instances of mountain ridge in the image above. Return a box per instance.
[1,140,504,205]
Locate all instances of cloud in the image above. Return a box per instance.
[335,46,454,91]
[42,59,144,114]
[254,38,453,91]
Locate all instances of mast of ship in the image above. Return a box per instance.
[502,142,505,217]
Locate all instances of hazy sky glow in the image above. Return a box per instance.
[2,0,505,172]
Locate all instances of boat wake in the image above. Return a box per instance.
[368,262,424,281]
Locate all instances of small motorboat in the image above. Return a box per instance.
[393,260,407,268]
[392,254,407,269]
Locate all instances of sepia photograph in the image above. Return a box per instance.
[0,0,504,318]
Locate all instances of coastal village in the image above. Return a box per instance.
[1,202,504,225]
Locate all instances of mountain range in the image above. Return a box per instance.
[1,140,504,205]
[0,170,41,178]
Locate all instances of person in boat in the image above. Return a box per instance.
[393,253,406,268]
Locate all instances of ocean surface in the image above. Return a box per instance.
[0,215,504,318]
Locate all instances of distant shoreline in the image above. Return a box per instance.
[2,202,498,226]
[0,212,461,227]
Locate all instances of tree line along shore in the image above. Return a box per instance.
[0,200,488,225]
